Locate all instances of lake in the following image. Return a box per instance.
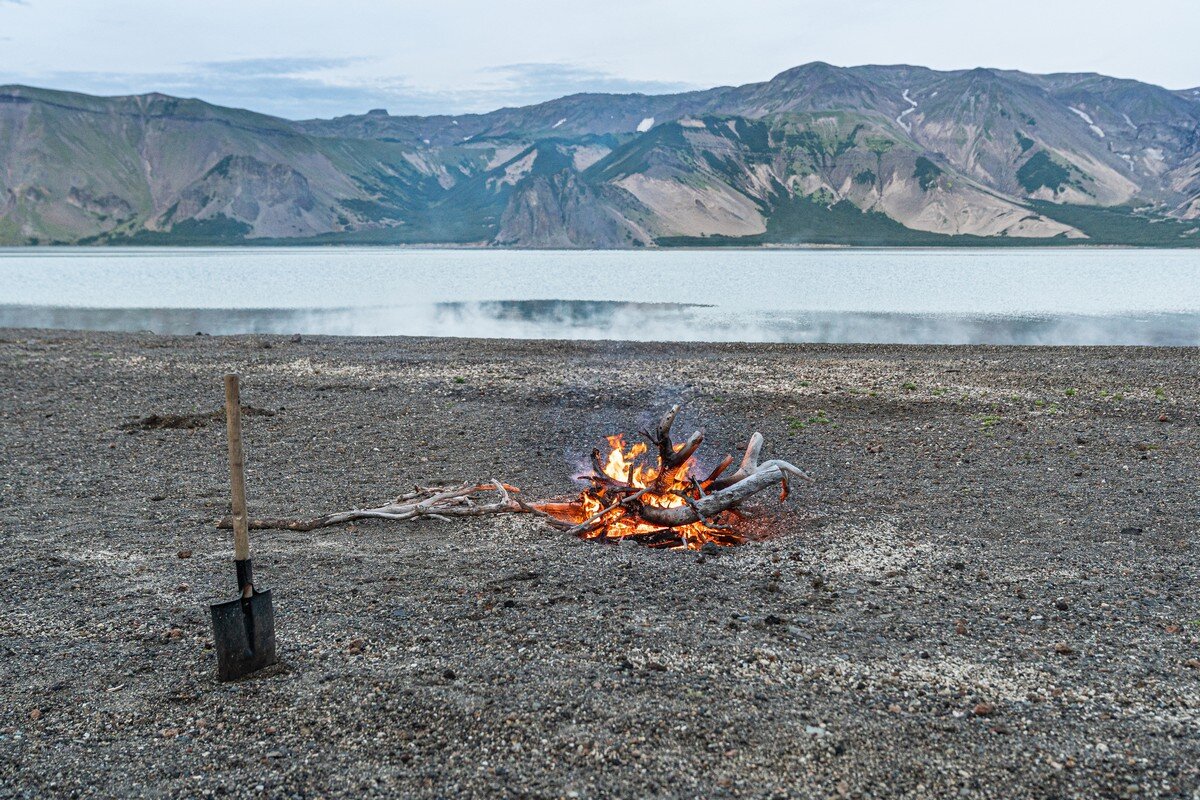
[2,247,1199,345]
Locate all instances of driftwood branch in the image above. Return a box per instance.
[637,460,812,528]
[643,404,704,493]
[215,481,528,532]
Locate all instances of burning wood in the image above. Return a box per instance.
[218,405,812,550]
[544,405,813,548]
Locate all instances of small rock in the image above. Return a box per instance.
[289,334,302,343]
[1055,597,1070,611]
[442,668,457,681]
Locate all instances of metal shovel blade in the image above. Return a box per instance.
[210,589,277,681]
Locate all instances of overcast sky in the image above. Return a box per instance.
[1,0,1197,119]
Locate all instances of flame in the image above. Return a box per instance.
[551,433,744,550]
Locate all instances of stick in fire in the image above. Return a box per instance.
[216,405,813,550]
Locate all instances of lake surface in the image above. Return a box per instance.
[2,247,1199,345]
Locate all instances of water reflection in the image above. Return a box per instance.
[2,300,1197,346]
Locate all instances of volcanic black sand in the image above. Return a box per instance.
[0,330,1197,799]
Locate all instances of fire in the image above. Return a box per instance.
[552,433,744,550]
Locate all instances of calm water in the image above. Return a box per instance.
[2,247,1199,345]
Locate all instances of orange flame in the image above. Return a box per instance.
[552,434,744,550]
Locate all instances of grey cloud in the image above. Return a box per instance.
[0,59,698,119]
[192,57,363,76]
[482,62,696,99]
[13,68,404,119]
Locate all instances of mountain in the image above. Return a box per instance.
[3,64,1200,247]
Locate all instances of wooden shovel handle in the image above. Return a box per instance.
[224,374,251,565]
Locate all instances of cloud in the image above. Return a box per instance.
[0,59,698,119]
[193,57,362,77]
[479,62,695,102]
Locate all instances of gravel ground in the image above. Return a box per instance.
[0,329,1198,799]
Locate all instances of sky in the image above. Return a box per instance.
[1,0,1197,120]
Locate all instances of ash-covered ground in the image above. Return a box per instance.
[0,330,1197,799]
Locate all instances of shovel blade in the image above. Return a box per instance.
[210,589,277,681]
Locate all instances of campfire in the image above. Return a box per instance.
[537,406,811,549]
[219,405,813,550]
[563,432,738,548]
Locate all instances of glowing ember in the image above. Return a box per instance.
[545,431,746,550]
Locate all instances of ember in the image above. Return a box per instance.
[566,432,738,548]
[539,405,814,550]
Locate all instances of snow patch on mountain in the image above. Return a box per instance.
[1068,107,1105,138]
[637,117,655,133]
[896,90,918,132]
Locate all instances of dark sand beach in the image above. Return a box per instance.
[0,330,1197,798]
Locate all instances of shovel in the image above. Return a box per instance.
[210,373,277,681]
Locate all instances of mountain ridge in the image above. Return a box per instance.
[3,62,1199,247]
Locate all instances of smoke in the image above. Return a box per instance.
[3,299,1199,346]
